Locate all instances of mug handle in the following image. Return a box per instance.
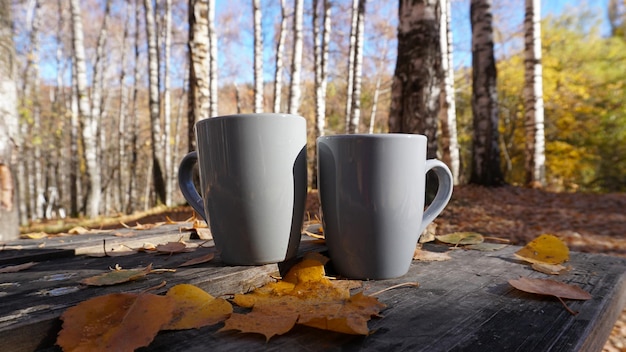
[419,160,454,234]
[177,151,207,221]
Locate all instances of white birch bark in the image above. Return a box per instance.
[313,0,331,137]
[0,0,20,239]
[523,0,545,187]
[118,1,131,213]
[208,0,218,117]
[273,0,287,113]
[163,0,173,206]
[144,0,166,204]
[253,0,264,113]
[127,0,141,213]
[70,0,101,218]
[439,0,460,184]
[344,0,359,132]
[288,0,304,115]
[188,0,210,153]
[348,0,365,134]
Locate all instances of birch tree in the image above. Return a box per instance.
[470,0,503,186]
[311,0,332,188]
[348,0,366,134]
[439,0,460,184]
[288,0,304,115]
[523,0,545,187]
[208,0,218,118]
[163,0,173,206]
[389,0,442,159]
[253,0,263,113]
[188,0,210,151]
[0,0,20,239]
[273,0,287,113]
[117,0,132,213]
[70,0,101,218]
[144,0,166,204]
[344,0,359,132]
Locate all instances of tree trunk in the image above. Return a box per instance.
[469,0,504,186]
[144,0,166,205]
[439,0,460,184]
[523,0,545,188]
[273,0,287,113]
[128,0,141,213]
[70,0,101,218]
[188,0,210,152]
[348,0,366,134]
[163,0,173,206]
[344,0,359,133]
[253,0,263,113]
[0,0,20,240]
[117,0,132,213]
[389,0,442,159]
[208,0,218,118]
[288,0,304,115]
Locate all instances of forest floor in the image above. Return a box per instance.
[24,185,626,351]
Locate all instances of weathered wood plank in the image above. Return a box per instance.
[2,236,625,352]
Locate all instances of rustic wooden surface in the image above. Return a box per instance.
[1,224,624,352]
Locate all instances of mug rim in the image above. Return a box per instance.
[196,113,305,126]
[317,133,427,141]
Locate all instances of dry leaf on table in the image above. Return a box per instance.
[0,262,37,273]
[220,252,385,341]
[413,247,451,261]
[178,252,215,267]
[156,242,187,254]
[508,277,591,315]
[81,264,153,286]
[514,234,569,265]
[436,232,484,246]
[163,284,232,330]
[57,292,175,352]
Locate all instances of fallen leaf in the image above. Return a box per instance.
[0,262,38,273]
[220,252,385,341]
[413,248,451,261]
[156,242,187,254]
[178,252,215,267]
[464,243,508,251]
[419,222,437,243]
[193,227,213,240]
[436,232,484,245]
[81,264,153,286]
[57,292,175,352]
[514,234,569,265]
[531,262,572,275]
[121,221,164,230]
[67,226,90,235]
[163,284,232,330]
[21,232,48,239]
[508,277,591,315]
[113,231,136,238]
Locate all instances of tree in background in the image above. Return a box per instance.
[188,0,211,152]
[273,0,287,113]
[70,0,102,218]
[469,0,503,186]
[389,0,442,159]
[347,0,366,134]
[0,0,20,240]
[288,0,304,115]
[523,0,545,188]
[253,0,263,113]
[439,0,460,184]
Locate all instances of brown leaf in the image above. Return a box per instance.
[509,277,591,300]
[81,264,153,286]
[0,262,37,273]
[514,234,570,265]
[156,242,187,254]
[178,252,215,267]
[413,248,451,261]
[194,227,213,240]
[57,292,175,352]
[531,263,572,275]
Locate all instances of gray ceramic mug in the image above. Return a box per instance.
[178,113,307,265]
[317,134,453,279]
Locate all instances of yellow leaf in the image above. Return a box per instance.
[163,284,232,330]
[436,232,484,245]
[514,234,570,265]
[57,293,175,352]
[221,252,385,340]
[21,232,48,239]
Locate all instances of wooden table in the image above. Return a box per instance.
[1,223,624,352]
